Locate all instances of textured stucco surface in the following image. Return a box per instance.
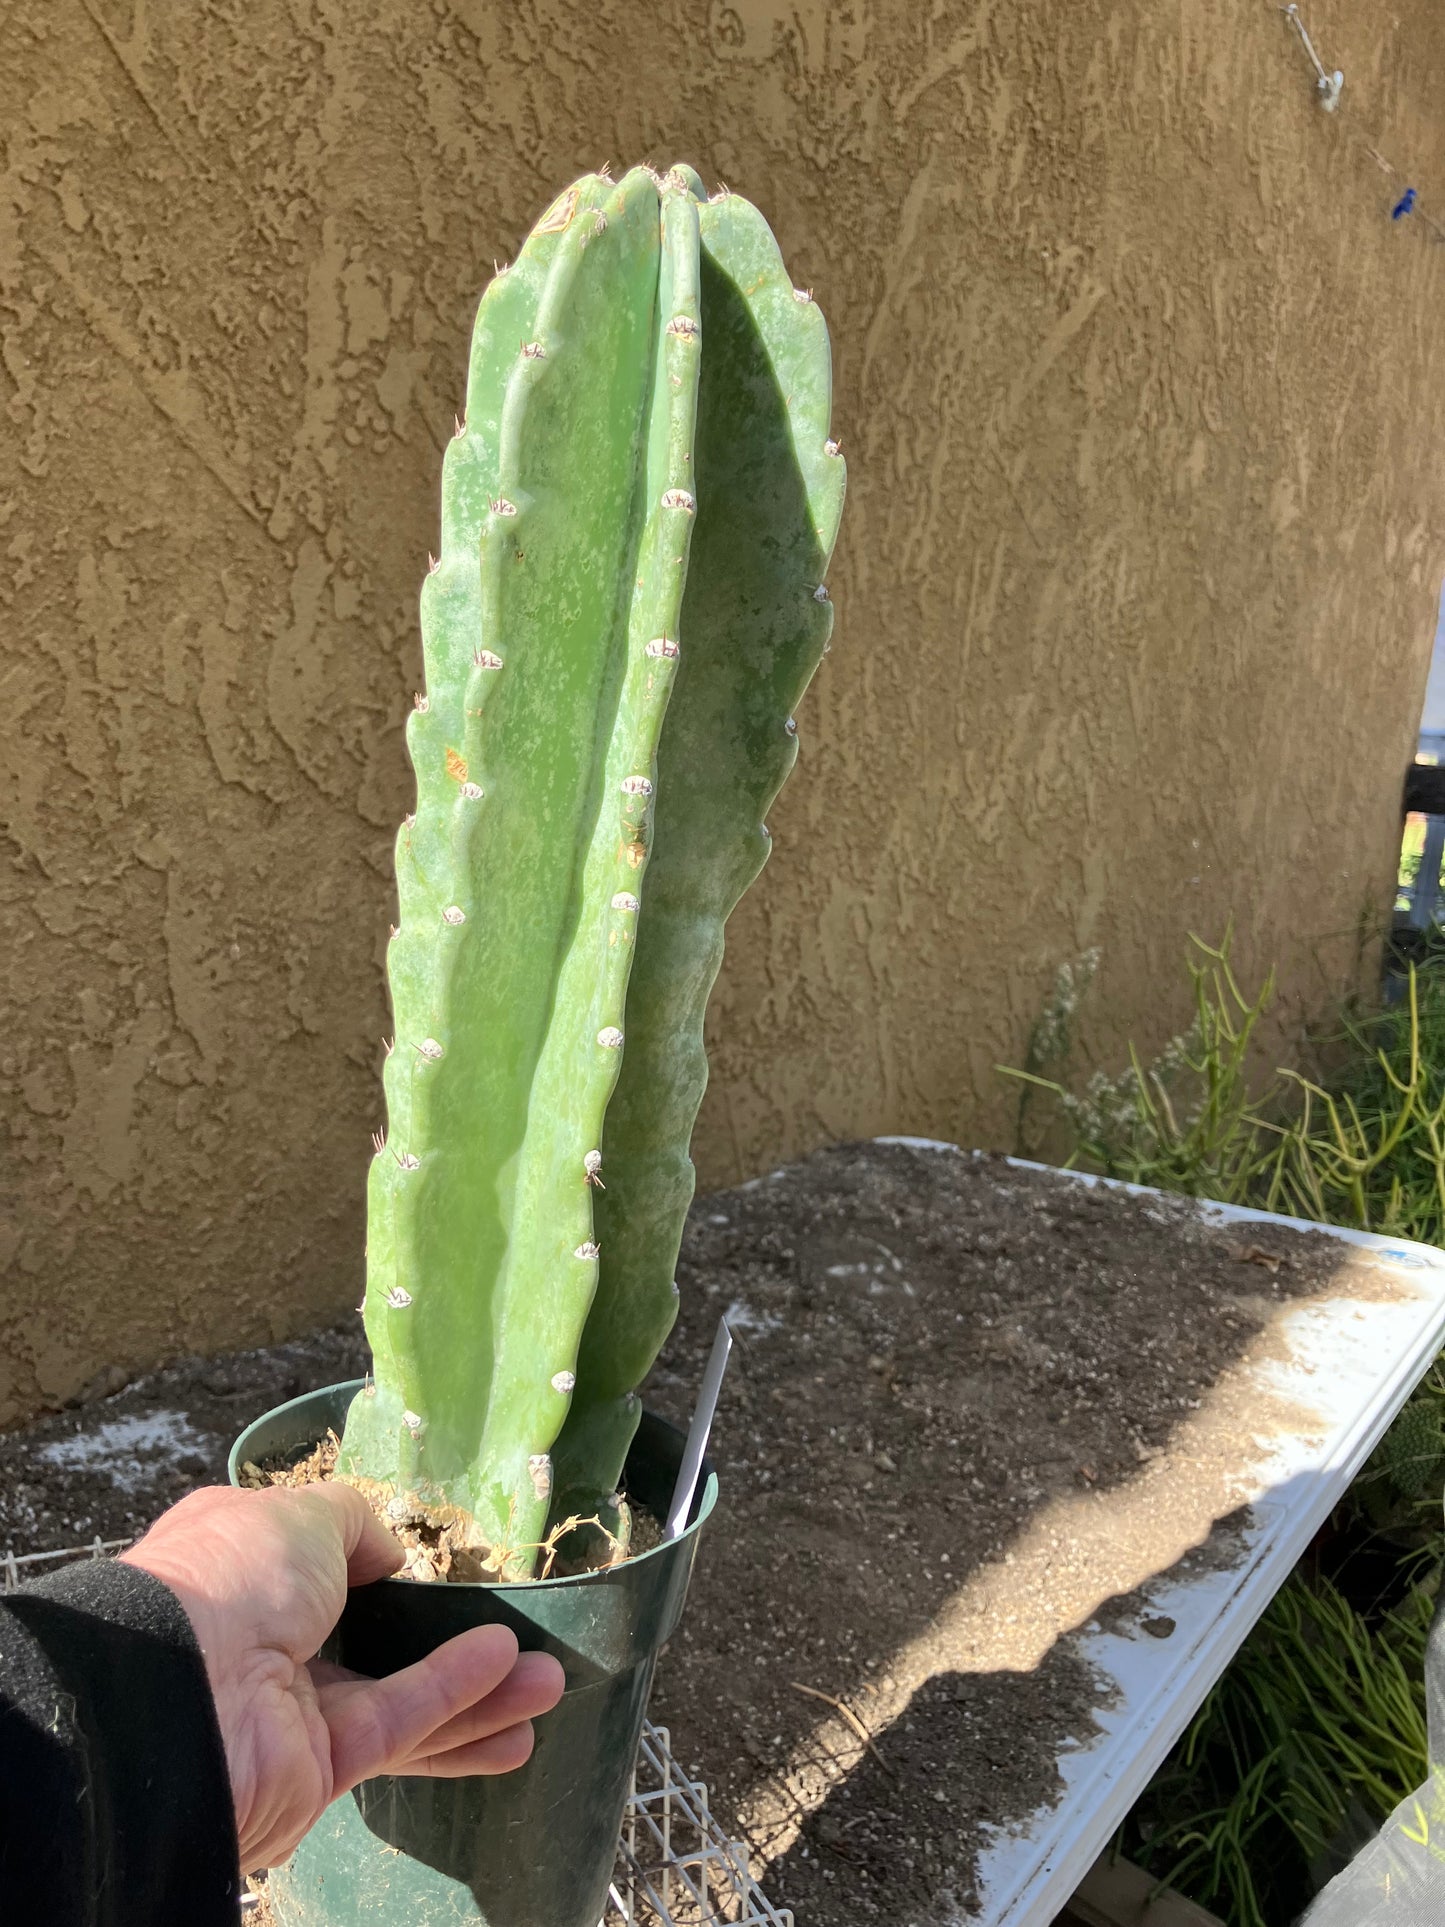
[4,1,1445,1423]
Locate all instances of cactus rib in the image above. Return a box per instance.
[344,169,701,1572]
[547,179,847,1528]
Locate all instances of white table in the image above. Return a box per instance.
[871,1148,1445,1927]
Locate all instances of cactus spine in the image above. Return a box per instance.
[342,166,845,1578]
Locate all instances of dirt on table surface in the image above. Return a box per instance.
[0,1142,1403,1922]
[0,1319,370,1556]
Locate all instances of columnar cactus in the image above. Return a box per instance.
[340,165,845,1579]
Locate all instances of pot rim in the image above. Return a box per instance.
[228,1377,719,1595]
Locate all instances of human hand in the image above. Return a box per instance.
[120,1483,565,1870]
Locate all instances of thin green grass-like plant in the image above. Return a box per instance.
[1276,966,1445,1244]
[1132,1576,1433,1926]
[1002,934,1289,1206]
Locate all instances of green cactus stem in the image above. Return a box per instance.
[340,166,844,1579]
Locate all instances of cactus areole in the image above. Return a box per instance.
[339,165,845,1579]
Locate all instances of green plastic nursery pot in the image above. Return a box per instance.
[228,1381,716,1927]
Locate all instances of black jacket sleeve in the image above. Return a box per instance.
[0,1558,240,1925]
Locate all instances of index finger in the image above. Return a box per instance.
[309,1478,405,1587]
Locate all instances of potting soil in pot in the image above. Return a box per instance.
[0,1141,1407,1923]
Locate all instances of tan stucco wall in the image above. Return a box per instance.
[4,1,1445,1423]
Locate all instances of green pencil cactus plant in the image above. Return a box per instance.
[338,163,845,1581]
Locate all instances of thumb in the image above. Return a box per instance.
[310,1479,405,1587]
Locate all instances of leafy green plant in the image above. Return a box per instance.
[340,165,844,1578]
[1361,1362,1445,1513]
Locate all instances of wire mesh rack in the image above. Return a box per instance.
[0,1536,130,1590]
[607,1723,792,1927]
[4,1539,791,1927]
